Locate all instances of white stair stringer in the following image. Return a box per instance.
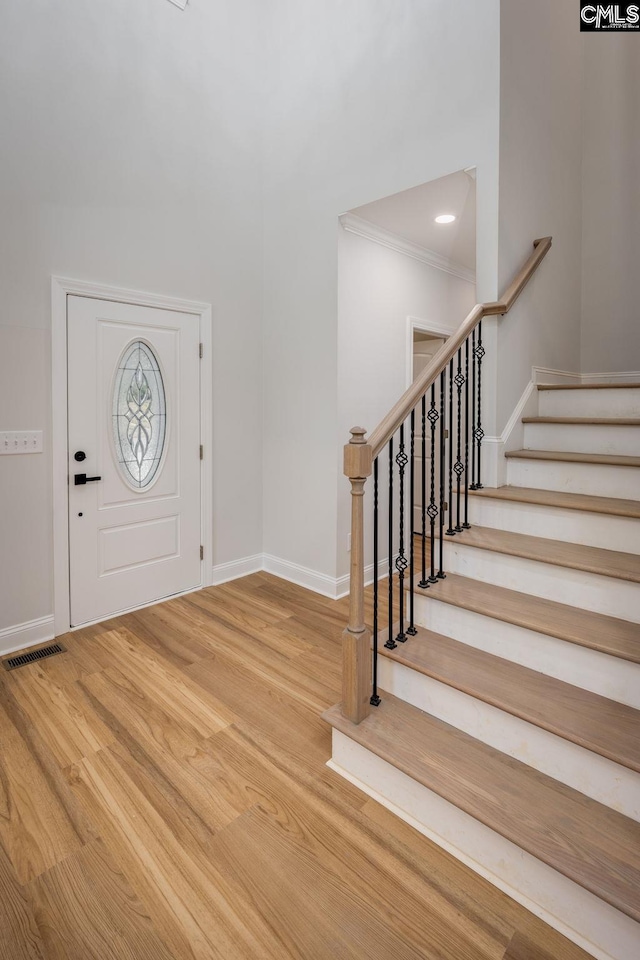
[414,593,640,709]
[437,538,640,622]
[506,456,640,499]
[523,421,640,457]
[329,730,640,960]
[538,386,640,419]
[375,656,639,821]
[468,495,640,554]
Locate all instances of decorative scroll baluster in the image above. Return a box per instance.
[454,347,465,533]
[407,412,417,636]
[438,370,446,578]
[385,438,397,650]
[418,395,428,589]
[370,457,381,706]
[463,337,471,529]
[427,384,439,583]
[446,358,455,536]
[395,425,408,643]
[471,328,477,489]
[474,320,485,489]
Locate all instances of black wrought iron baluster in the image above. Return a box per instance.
[454,347,465,532]
[395,425,408,643]
[427,384,439,583]
[471,328,477,490]
[385,438,396,650]
[446,358,455,536]
[407,411,417,636]
[370,457,381,706]
[418,395,428,588]
[438,370,446,579]
[463,337,471,529]
[474,320,485,489]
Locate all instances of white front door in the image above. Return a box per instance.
[67,296,202,626]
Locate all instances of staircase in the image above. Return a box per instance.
[326,361,640,958]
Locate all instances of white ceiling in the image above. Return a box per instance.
[349,169,476,272]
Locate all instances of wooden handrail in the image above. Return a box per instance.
[368,237,552,458]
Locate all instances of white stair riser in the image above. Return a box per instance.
[506,458,640,499]
[468,497,640,554]
[413,594,640,709]
[377,658,640,820]
[330,733,640,960]
[539,388,640,419]
[524,422,640,457]
[438,539,640,622]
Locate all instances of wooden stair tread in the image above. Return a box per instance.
[505,449,640,467]
[537,382,640,391]
[415,573,640,663]
[522,416,640,425]
[469,485,640,519]
[378,625,640,771]
[324,694,640,923]
[431,525,640,583]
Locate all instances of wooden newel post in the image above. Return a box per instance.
[342,426,373,724]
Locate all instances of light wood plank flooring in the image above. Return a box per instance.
[0,573,594,959]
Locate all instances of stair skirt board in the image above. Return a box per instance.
[328,732,640,960]
[506,458,640,499]
[376,658,639,820]
[436,541,640,623]
[523,422,640,457]
[539,388,640,419]
[415,597,640,709]
[468,497,640,554]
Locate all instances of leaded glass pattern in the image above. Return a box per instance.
[112,341,166,489]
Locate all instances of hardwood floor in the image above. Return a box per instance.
[0,573,594,959]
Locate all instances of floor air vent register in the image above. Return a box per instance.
[2,643,67,671]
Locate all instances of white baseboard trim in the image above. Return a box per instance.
[501,380,537,443]
[244,554,394,601]
[532,366,582,385]
[528,367,640,386]
[581,370,640,384]
[336,557,396,600]
[211,554,263,586]
[262,554,340,599]
[11,556,344,657]
[0,616,56,657]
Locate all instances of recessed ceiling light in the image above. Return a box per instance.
[435,214,456,224]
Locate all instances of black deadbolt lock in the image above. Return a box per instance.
[74,451,86,462]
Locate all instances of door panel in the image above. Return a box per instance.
[68,297,201,626]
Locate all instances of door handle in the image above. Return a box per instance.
[74,473,102,485]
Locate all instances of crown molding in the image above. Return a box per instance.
[166,0,188,9]
[339,212,476,284]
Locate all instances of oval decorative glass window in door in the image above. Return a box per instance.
[112,341,167,488]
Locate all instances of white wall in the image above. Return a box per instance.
[581,35,640,375]
[337,229,475,578]
[0,0,265,632]
[496,0,583,432]
[262,0,501,587]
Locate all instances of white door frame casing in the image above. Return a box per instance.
[406,316,453,388]
[51,277,213,636]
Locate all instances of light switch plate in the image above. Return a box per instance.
[0,431,43,454]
